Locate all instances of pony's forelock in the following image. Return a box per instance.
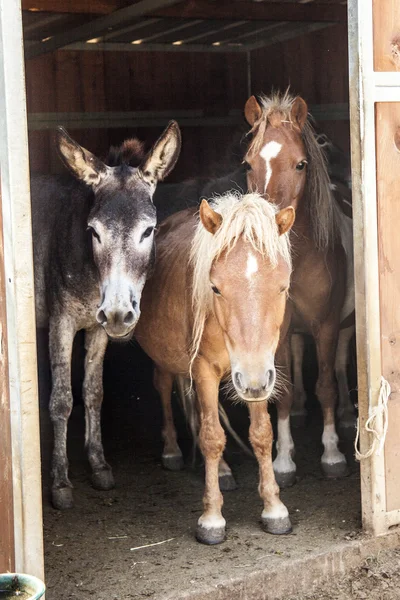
[189,191,292,376]
[246,90,338,251]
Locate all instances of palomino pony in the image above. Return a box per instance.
[243,92,354,486]
[135,192,295,544]
[32,121,181,509]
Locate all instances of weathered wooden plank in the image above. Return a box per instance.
[375,102,400,513]
[373,0,400,72]
[0,183,15,574]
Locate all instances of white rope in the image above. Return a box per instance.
[355,376,390,461]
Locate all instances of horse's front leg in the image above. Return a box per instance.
[290,333,307,426]
[273,339,296,488]
[314,319,347,478]
[336,324,356,434]
[195,360,226,545]
[248,402,292,534]
[154,367,184,471]
[83,326,114,490]
[49,315,76,509]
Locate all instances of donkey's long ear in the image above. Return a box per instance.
[290,97,308,131]
[56,127,107,187]
[199,199,223,235]
[244,96,262,126]
[276,206,295,236]
[141,121,181,185]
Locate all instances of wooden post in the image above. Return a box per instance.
[348,0,400,534]
[0,0,44,578]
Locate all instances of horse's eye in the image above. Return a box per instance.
[212,285,221,296]
[88,226,101,243]
[243,161,252,172]
[296,160,307,171]
[141,226,154,242]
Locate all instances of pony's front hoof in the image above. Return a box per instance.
[196,524,226,545]
[52,486,74,510]
[219,473,237,491]
[162,453,184,471]
[262,515,292,535]
[321,460,349,479]
[274,470,297,488]
[92,468,115,491]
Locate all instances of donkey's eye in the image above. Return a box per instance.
[296,160,307,171]
[211,285,221,296]
[141,226,154,242]
[88,226,101,243]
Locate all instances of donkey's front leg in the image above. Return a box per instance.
[273,339,297,488]
[249,402,292,534]
[195,360,226,545]
[314,320,347,478]
[83,326,114,491]
[154,367,184,471]
[49,316,76,509]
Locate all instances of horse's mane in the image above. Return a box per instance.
[189,191,292,374]
[246,90,338,251]
[105,138,145,167]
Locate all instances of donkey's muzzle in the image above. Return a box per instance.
[96,303,139,339]
[233,368,275,401]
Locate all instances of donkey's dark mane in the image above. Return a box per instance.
[248,91,339,251]
[105,138,145,167]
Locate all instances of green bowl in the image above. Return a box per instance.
[0,574,45,600]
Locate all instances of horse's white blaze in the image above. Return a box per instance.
[260,140,282,191]
[321,423,346,465]
[273,417,296,474]
[245,252,259,279]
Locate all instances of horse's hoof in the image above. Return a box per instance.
[322,461,349,479]
[262,515,292,535]
[92,468,115,491]
[196,524,226,545]
[274,470,297,488]
[219,473,237,491]
[52,487,74,510]
[162,454,184,471]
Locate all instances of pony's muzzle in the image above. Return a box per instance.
[233,367,276,401]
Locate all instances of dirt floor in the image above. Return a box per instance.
[36,335,399,600]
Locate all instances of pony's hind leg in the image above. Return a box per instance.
[249,402,291,535]
[49,316,76,509]
[314,320,348,478]
[154,367,184,471]
[83,326,114,491]
[336,325,356,435]
[273,340,297,488]
[218,457,237,491]
[290,333,307,426]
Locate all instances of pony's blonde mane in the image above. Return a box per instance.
[246,90,338,251]
[189,191,292,374]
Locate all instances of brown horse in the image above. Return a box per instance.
[135,192,295,544]
[243,92,354,486]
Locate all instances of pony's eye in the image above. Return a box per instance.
[88,226,101,243]
[141,226,154,242]
[211,285,221,296]
[280,286,288,295]
[296,160,307,171]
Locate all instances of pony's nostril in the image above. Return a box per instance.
[124,310,135,326]
[234,371,244,391]
[97,309,107,325]
[265,369,275,388]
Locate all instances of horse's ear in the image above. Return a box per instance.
[290,97,308,131]
[199,199,223,235]
[141,120,181,185]
[276,206,295,235]
[55,127,107,187]
[244,96,262,126]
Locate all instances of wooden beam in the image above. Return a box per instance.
[25,0,182,59]
[22,0,347,22]
[0,183,15,574]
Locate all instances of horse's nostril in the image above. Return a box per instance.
[97,309,107,325]
[234,371,244,391]
[124,311,135,326]
[265,369,275,388]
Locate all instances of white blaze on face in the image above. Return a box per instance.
[246,252,258,280]
[260,140,282,191]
